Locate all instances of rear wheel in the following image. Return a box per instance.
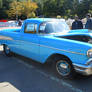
[3,45,12,56]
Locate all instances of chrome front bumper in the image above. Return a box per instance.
[73,62,92,75]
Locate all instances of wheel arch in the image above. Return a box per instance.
[45,53,72,64]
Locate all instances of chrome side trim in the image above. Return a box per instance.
[4,38,85,55]
[39,44,85,55]
[0,36,13,40]
[21,41,85,55]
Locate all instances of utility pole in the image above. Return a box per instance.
[16,11,18,21]
[16,0,18,21]
[0,0,2,8]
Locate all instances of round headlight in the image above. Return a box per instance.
[87,49,92,58]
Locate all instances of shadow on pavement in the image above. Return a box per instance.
[0,50,77,92]
[13,53,92,92]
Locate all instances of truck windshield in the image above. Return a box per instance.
[39,21,70,34]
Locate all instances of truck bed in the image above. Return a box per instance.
[0,27,21,32]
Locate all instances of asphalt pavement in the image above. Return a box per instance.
[0,45,92,92]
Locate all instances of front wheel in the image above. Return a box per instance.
[3,45,12,56]
[53,58,76,79]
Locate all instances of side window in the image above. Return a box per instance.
[39,23,46,33]
[25,23,37,34]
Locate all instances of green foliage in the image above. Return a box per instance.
[89,5,92,14]
[6,0,38,19]
[22,0,38,18]
[76,0,92,18]
[0,0,13,19]
[7,1,23,19]
[0,0,92,19]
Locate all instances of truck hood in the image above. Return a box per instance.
[50,29,92,36]
[52,29,92,44]
[69,29,90,33]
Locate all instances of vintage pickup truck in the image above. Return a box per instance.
[0,18,92,78]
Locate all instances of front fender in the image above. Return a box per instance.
[39,36,91,65]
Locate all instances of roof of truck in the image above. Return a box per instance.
[26,18,65,23]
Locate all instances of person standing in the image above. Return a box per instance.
[85,13,92,30]
[18,19,22,26]
[72,16,83,30]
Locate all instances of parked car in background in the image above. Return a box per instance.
[0,20,8,22]
[0,20,18,28]
[0,18,92,78]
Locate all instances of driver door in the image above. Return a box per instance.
[20,23,40,61]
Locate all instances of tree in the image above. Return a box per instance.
[34,0,65,17]
[89,4,92,15]
[62,0,79,18]
[22,0,38,18]
[1,0,92,19]
[7,0,23,19]
[77,0,92,18]
[7,0,38,19]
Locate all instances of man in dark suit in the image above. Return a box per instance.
[72,16,83,30]
[85,13,92,30]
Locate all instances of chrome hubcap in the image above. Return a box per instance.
[56,60,70,76]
